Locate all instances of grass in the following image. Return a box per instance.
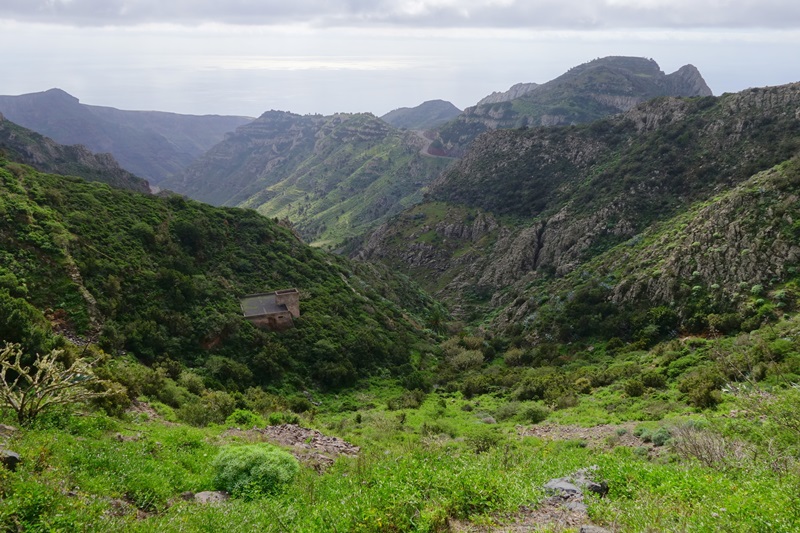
[4,322,800,531]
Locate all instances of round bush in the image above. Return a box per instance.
[225,409,263,428]
[521,404,550,424]
[212,444,299,499]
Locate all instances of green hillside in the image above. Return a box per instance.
[357,83,800,329]
[0,158,438,391]
[164,111,451,249]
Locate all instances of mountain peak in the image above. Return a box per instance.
[41,88,80,104]
[667,64,714,96]
[380,100,461,130]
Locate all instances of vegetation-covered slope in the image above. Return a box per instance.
[0,114,150,193]
[0,158,439,390]
[358,83,800,332]
[380,100,462,130]
[0,88,252,184]
[164,111,452,249]
[433,56,712,157]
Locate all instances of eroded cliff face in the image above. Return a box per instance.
[356,83,800,325]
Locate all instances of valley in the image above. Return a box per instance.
[2,55,800,532]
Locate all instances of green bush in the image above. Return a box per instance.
[624,379,645,397]
[678,366,724,408]
[212,444,299,499]
[520,404,551,424]
[226,409,263,428]
[494,402,520,421]
[267,411,299,426]
[387,389,426,410]
[464,426,502,454]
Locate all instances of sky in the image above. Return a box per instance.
[1,1,800,117]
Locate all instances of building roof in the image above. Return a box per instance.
[240,293,289,318]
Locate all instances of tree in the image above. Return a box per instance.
[0,343,110,424]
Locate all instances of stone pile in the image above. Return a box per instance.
[260,424,360,456]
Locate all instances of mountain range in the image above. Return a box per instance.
[433,56,712,157]
[153,56,714,250]
[357,83,800,340]
[161,110,452,249]
[0,88,252,184]
[0,113,150,193]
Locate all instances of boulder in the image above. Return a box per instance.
[194,491,229,504]
[0,449,20,471]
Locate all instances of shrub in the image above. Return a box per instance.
[641,370,666,389]
[678,366,724,408]
[226,409,263,428]
[448,349,484,371]
[520,404,550,424]
[624,379,645,397]
[574,377,592,394]
[387,389,426,410]
[650,426,672,447]
[460,375,491,399]
[267,411,299,426]
[287,396,313,413]
[464,426,501,453]
[0,343,111,424]
[503,348,529,367]
[212,444,299,499]
[494,402,520,421]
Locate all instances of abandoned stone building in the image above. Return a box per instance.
[239,288,300,331]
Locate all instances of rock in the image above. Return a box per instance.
[0,424,17,434]
[0,449,20,471]
[180,491,195,501]
[580,526,612,533]
[544,479,582,496]
[566,501,588,512]
[194,491,229,504]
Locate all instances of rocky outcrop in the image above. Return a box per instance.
[0,449,20,471]
[666,64,713,97]
[477,83,540,106]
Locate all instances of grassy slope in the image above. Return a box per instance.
[3,312,800,531]
[170,111,450,250]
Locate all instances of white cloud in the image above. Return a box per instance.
[2,0,800,28]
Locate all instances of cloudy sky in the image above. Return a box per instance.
[1,1,799,117]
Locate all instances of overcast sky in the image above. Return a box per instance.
[1,1,799,117]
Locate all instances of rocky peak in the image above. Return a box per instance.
[666,64,713,97]
[477,83,540,106]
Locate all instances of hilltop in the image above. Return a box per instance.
[380,100,462,130]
